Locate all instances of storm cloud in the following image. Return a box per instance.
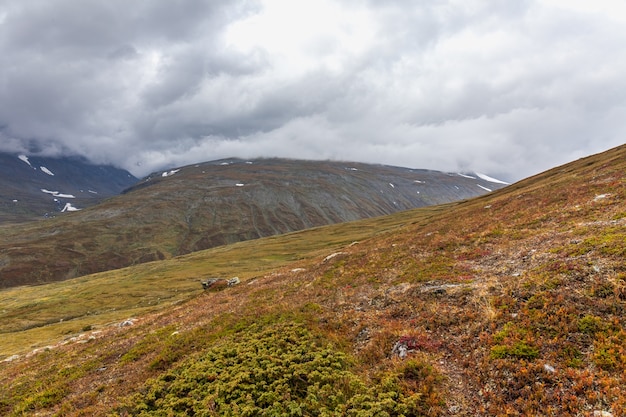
[1,0,625,181]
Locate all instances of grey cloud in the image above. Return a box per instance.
[0,0,624,181]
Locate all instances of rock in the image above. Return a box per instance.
[391,341,409,359]
[201,278,220,289]
[543,364,556,373]
[593,411,613,417]
[119,318,136,327]
[323,252,347,263]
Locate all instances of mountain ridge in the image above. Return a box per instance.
[0,157,505,288]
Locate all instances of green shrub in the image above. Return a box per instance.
[490,342,539,360]
[115,322,434,416]
[577,315,605,334]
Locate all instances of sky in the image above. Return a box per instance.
[1,0,625,181]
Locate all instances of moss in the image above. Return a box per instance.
[490,342,539,360]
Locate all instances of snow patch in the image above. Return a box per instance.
[235,183,245,187]
[61,202,81,212]
[477,184,492,192]
[162,169,180,177]
[41,189,76,198]
[389,183,395,188]
[18,155,33,167]
[594,193,611,201]
[476,173,510,184]
[40,166,55,176]
[88,190,98,194]
[457,173,476,179]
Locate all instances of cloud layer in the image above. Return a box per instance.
[1,0,625,180]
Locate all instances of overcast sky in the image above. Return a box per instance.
[1,0,625,181]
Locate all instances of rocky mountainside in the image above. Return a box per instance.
[0,152,137,223]
[0,144,625,416]
[0,158,505,288]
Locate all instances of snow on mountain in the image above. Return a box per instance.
[40,166,55,176]
[1,152,138,222]
[41,189,76,199]
[18,154,33,167]
[476,173,510,184]
[162,169,181,177]
[61,202,81,212]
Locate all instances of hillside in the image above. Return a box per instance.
[0,152,137,223]
[0,158,505,288]
[0,144,624,416]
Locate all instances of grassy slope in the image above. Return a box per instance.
[0,144,625,416]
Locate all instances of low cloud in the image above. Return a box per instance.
[1,0,624,181]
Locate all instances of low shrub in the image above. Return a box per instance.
[116,321,437,416]
[490,342,539,360]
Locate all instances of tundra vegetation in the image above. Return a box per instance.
[0,145,625,416]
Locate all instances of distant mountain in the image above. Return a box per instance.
[0,158,506,288]
[0,152,138,223]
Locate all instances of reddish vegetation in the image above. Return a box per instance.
[1,145,625,416]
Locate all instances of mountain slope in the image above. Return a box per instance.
[0,152,137,223]
[0,144,624,416]
[0,158,505,288]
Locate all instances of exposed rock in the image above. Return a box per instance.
[202,277,240,290]
[323,252,347,263]
[391,341,410,359]
[201,278,220,289]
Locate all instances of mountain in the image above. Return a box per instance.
[0,144,624,415]
[0,158,506,288]
[0,152,137,223]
